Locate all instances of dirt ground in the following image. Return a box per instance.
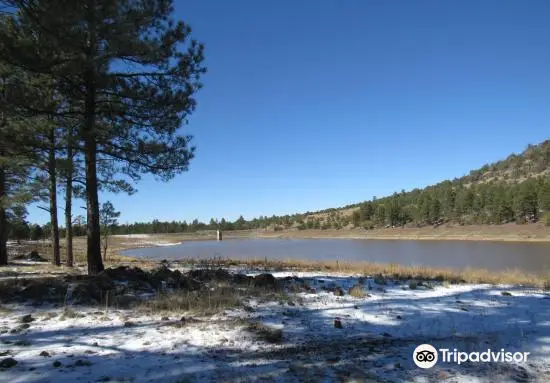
[257,223,550,242]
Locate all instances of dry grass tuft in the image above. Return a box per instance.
[348,284,367,298]
[60,307,83,320]
[247,321,283,343]
[176,257,550,288]
[141,286,242,315]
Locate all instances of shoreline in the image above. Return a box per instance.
[112,224,550,249]
[253,225,550,243]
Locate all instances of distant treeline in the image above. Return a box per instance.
[9,141,550,241]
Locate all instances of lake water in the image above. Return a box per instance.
[121,238,550,275]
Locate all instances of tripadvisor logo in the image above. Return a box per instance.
[413,344,438,368]
[413,344,530,368]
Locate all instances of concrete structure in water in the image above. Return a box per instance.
[217,230,223,241]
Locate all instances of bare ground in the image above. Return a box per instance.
[256,223,550,243]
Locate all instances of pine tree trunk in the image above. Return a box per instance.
[0,89,7,266]
[65,134,74,267]
[48,126,61,266]
[0,150,7,266]
[83,0,103,276]
[84,136,103,275]
[84,64,103,274]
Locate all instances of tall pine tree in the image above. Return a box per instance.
[1,0,205,274]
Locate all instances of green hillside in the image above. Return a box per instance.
[305,140,550,230]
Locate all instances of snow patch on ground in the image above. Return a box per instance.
[120,241,182,247]
[1,273,549,382]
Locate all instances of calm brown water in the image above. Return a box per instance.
[121,238,550,274]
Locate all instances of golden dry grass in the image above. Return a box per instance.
[348,284,367,298]
[174,257,550,289]
[141,287,243,315]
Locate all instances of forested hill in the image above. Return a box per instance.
[304,139,550,230]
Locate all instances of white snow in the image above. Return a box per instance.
[120,241,182,247]
[1,273,549,382]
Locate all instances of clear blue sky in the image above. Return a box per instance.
[28,0,550,225]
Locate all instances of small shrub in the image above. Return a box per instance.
[543,213,550,227]
[373,274,387,285]
[362,221,374,230]
[515,217,527,225]
[247,322,283,343]
[61,307,81,320]
[143,287,241,315]
[408,281,418,290]
[348,284,367,298]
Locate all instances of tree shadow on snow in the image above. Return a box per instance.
[0,273,549,382]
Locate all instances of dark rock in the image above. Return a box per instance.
[66,274,115,305]
[323,284,345,296]
[161,316,170,321]
[28,251,48,262]
[123,321,134,328]
[396,315,402,320]
[39,351,50,357]
[232,274,253,285]
[74,359,92,367]
[188,268,232,283]
[501,291,513,296]
[253,273,277,288]
[52,361,62,368]
[0,351,10,357]
[381,332,392,338]
[334,318,343,329]
[20,314,34,324]
[103,266,149,283]
[19,323,31,330]
[0,357,17,368]
[16,279,66,302]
